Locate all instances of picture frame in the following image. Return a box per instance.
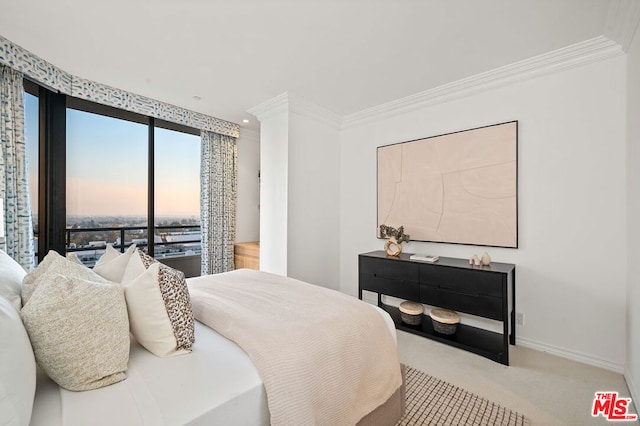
[377,121,518,248]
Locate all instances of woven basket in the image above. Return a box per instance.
[430,308,460,335]
[399,301,423,325]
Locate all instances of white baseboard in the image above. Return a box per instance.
[517,336,624,374]
[624,368,640,409]
[361,293,628,376]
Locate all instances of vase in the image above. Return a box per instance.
[385,237,402,257]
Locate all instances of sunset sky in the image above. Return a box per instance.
[25,94,201,219]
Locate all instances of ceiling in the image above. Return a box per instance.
[0,0,619,131]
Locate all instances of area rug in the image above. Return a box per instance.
[398,366,531,425]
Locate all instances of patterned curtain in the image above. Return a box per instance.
[200,131,238,275]
[0,65,35,269]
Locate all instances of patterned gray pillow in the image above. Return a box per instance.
[20,273,129,391]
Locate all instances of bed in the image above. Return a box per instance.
[1,249,405,426]
[29,308,401,426]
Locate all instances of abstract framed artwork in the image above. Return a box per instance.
[377,121,518,248]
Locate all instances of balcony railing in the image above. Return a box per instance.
[65,224,202,265]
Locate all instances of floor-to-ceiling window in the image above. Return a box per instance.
[27,81,202,273]
[66,107,149,265]
[154,126,201,259]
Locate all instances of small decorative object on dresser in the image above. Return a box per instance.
[379,224,410,257]
[430,308,460,335]
[399,301,423,325]
[481,252,491,266]
[409,253,439,263]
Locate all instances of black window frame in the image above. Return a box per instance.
[26,79,201,262]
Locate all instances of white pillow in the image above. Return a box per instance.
[93,244,136,283]
[123,250,194,357]
[0,249,27,312]
[20,274,129,391]
[0,296,36,425]
[22,251,110,305]
[66,252,84,265]
[121,249,147,282]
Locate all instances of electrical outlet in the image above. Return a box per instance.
[516,312,524,326]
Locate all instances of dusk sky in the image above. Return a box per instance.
[25,94,201,219]
[25,93,38,216]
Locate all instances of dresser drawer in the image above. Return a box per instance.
[419,265,504,298]
[419,285,503,320]
[359,274,420,301]
[360,256,419,282]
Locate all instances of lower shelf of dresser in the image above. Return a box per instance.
[380,303,508,365]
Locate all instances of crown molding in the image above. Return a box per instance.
[247,92,289,122]
[248,92,341,129]
[287,92,342,129]
[342,36,623,129]
[605,0,640,52]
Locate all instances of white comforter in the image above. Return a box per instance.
[188,269,403,426]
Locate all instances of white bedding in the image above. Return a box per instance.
[30,305,396,426]
[189,269,403,425]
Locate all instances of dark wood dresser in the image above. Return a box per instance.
[359,250,516,365]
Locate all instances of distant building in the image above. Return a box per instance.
[67,227,202,267]
[72,248,107,267]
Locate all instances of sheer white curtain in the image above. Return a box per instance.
[0,65,35,269]
[200,130,238,275]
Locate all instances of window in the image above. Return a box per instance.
[154,127,201,259]
[26,81,202,273]
[66,108,148,265]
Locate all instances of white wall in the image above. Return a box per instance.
[340,55,628,370]
[236,128,260,243]
[258,110,289,275]
[626,30,640,402]
[252,94,342,289]
[287,110,341,290]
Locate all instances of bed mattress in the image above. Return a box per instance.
[30,305,396,426]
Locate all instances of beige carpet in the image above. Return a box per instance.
[398,366,531,425]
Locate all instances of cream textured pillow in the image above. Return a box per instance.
[93,244,136,283]
[20,274,129,391]
[123,250,194,357]
[0,296,36,425]
[0,249,27,312]
[22,250,110,305]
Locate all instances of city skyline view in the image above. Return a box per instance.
[63,214,202,266]
[23,93,204,266]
